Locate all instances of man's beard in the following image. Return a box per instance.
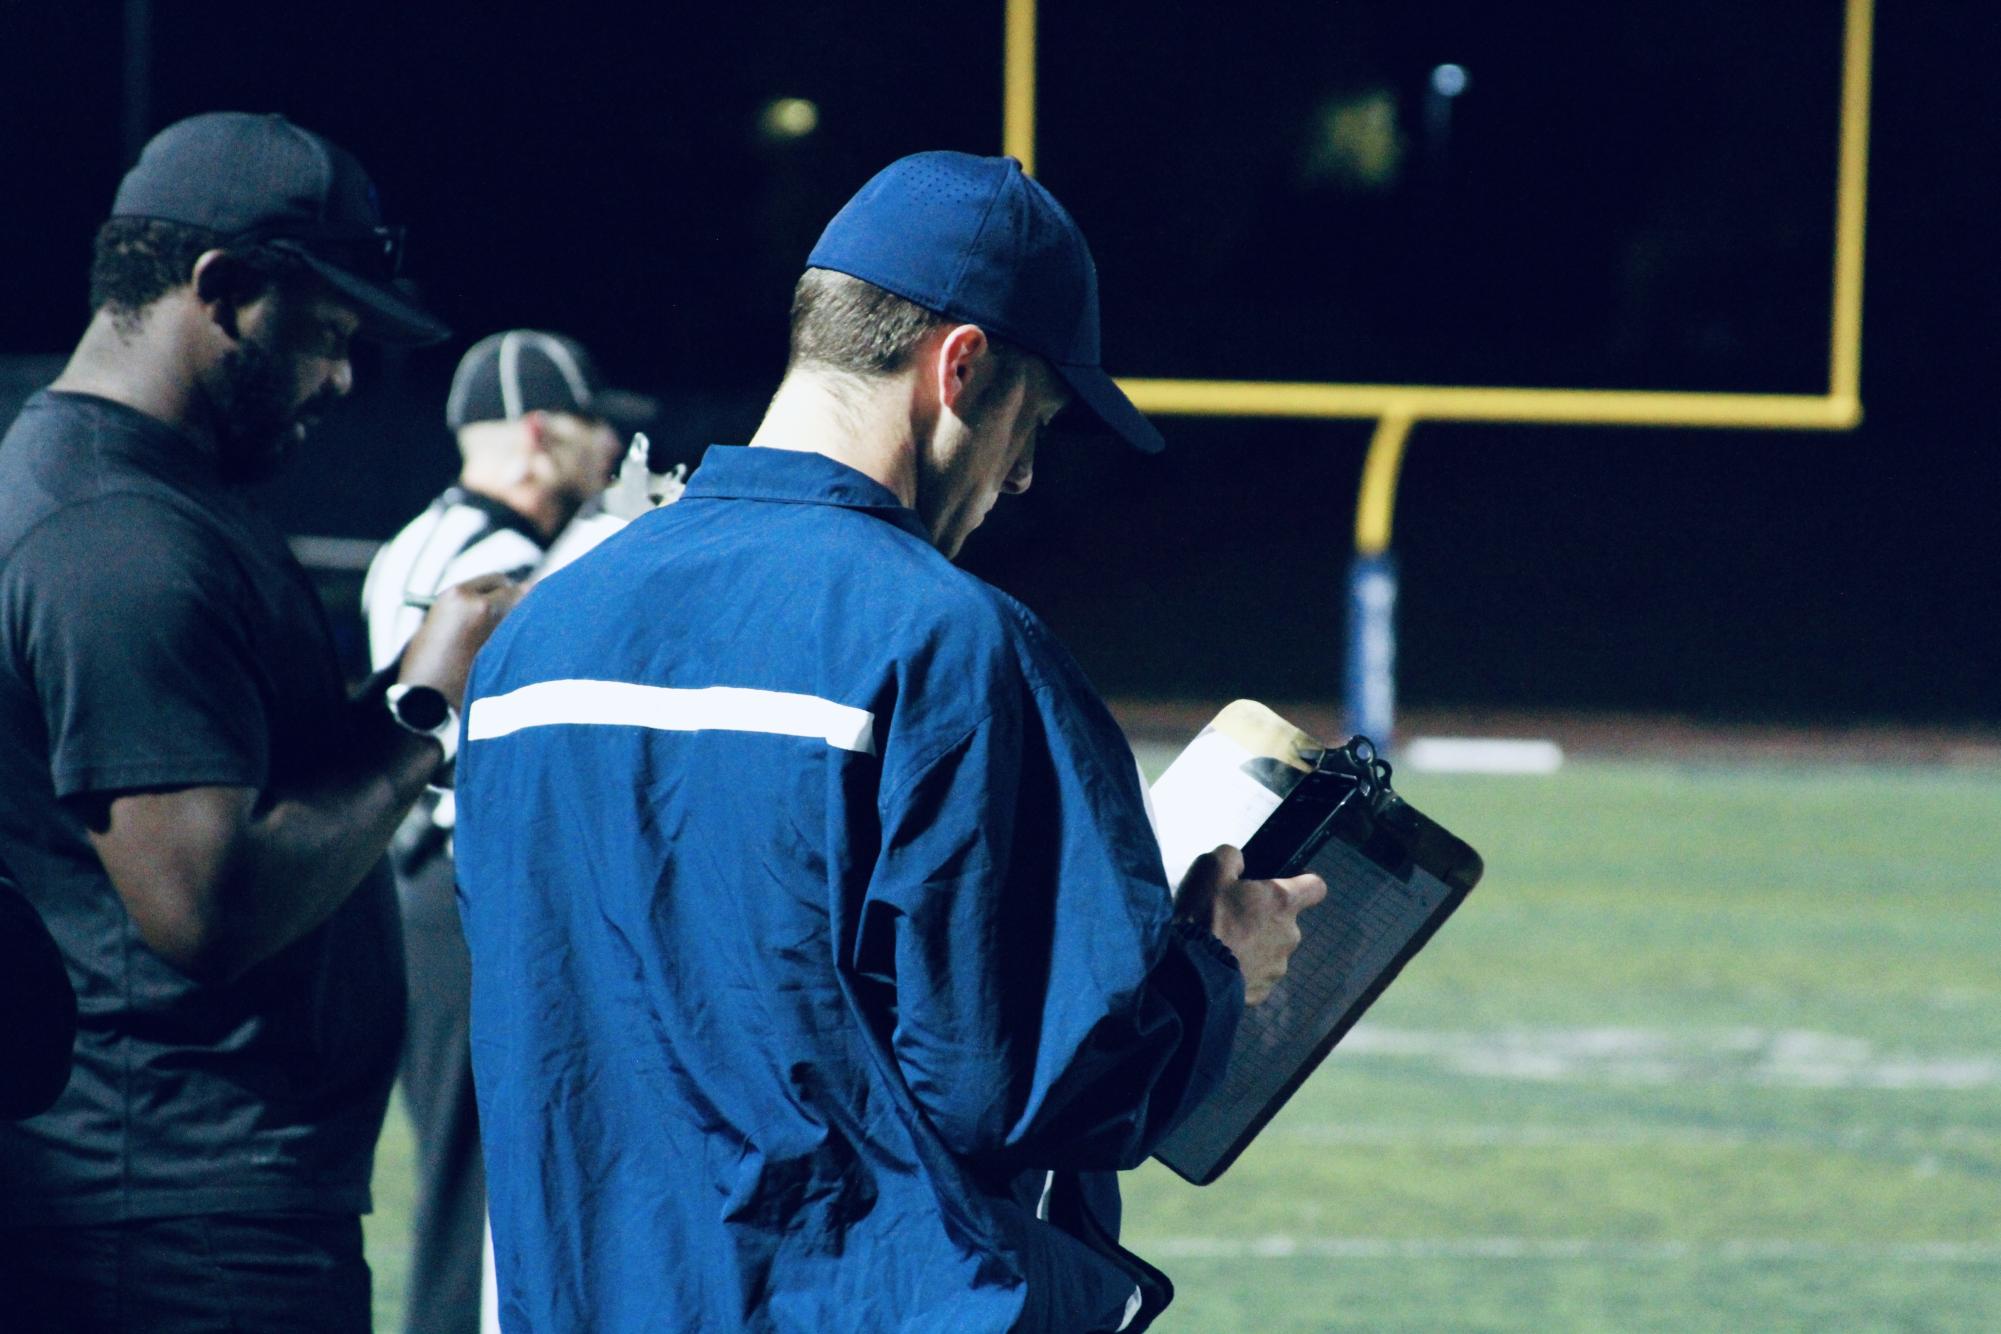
[204,332,327,484]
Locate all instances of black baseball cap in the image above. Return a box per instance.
[112,111,449,346]
[445,330,659,432]
[806,152,1164,453]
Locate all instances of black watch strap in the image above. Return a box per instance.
[386,683,459,765]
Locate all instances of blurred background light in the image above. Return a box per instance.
[1302,87,1406,191]
[758,96,819,142]
[1430,62,1469,97]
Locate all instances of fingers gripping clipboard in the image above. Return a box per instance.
[1148,702,1485,1185]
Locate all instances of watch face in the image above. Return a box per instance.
[397,686,451,732]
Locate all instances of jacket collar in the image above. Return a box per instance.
[683,444,932,543]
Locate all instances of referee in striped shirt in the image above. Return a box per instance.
[361,329,655,1334]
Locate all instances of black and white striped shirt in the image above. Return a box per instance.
[361,487,548,673]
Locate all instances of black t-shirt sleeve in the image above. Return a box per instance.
[0,863,77,1119]
[9,494,270,800]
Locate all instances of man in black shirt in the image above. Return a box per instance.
[0,112,518,1331]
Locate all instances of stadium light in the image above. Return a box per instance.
[758,97,820,143]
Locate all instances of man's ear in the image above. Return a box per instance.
[933,324,989,417]
[521,411,548,451]
[191,249,249,341]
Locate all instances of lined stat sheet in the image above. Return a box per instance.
[1157,834,1456,1180]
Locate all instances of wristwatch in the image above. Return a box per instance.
[386,683,459,767]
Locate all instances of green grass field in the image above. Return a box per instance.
[364,759,2001,1331]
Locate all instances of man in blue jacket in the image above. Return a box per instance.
[453,152,1324,1332]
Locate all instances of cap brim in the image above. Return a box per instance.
[293,250,452,347]
[590,388,664,433]
[1055,362,1165,454]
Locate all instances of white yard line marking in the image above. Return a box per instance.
[1402,736,1565,774]
[1335,1025,2001,1089]
[1270,1123,2001,1152]
[1131,1236,2001,1264]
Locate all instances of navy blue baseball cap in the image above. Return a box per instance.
[112,112,449,346]
[806,152,1164,454]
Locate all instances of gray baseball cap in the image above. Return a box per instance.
[112,111,449,346]
[445,330,659,432]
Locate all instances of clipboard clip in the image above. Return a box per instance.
[1315,735,1394,812]
[1243,735,1392,879]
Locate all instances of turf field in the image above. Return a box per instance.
[365,758,2001,1331]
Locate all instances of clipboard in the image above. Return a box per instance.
[1148,704,1484,1185]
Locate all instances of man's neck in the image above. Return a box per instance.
[50,302,217,453]
[747,371,923,508]
[454,470,566,543]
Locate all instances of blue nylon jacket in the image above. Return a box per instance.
[454,445,1243,1332]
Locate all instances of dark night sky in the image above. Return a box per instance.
[2,2,1995,724]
